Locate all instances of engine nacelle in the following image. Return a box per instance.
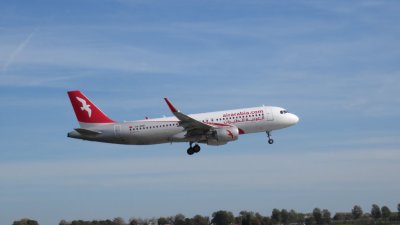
[207,126,239,146]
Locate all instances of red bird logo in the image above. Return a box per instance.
[227,130,234,139]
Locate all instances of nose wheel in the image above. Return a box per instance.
[187,142,201,155]
[266,131,274,144]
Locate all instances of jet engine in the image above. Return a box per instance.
[207,126,239,146]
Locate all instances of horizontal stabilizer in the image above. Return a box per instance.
[74,128,102,136]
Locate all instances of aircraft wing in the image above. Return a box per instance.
[164,98,213,136]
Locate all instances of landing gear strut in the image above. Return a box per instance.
[187,142,201,155]
[266,131,274,144]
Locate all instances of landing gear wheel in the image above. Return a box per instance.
[187,148,194,155]
[193,144,201,153]
[266,131,274,144]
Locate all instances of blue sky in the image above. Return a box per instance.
[1,0,400,225]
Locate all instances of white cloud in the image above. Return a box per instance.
[1,30,35,72]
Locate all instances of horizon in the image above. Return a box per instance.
[44,204,400,224]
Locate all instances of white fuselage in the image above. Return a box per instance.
[68,106,299,145]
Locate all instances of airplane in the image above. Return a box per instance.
[67,90,299,155]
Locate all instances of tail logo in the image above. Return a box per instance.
[76,97,92,118]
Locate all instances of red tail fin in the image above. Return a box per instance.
[67,90,115,124]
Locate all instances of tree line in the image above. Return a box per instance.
[12,203,400,225]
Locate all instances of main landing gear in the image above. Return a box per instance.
[187,142,201,155]
[266,131,274,144]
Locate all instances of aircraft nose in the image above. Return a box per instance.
[289,113,299,125]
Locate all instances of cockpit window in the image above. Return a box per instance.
[280,110,289,114]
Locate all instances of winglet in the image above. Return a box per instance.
[164,98,178,113]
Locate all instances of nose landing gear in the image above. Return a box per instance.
[266,131,274,144]
[187,142,201,155]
